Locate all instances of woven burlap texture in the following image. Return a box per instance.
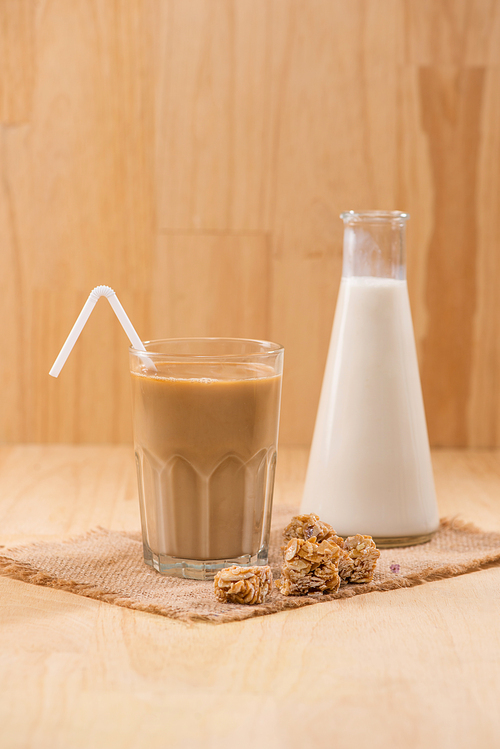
[2,506,500,623]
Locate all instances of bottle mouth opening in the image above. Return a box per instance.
[340,210,409,224]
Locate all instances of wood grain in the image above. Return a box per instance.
[469,68,500,447]
[419,66,484,446]
[0,1,500,445]
[155,0,274,232]
[0,0,34,125]
[1,445,500,748]
[151,233,270,339]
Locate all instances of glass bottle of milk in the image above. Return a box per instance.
[301,211,439,547]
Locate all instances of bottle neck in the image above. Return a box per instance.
[340,212,408,280]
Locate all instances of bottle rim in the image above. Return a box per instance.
[340,210,410,223]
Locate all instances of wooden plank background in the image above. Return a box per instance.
[0,0,499,447]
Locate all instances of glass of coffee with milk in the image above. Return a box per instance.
[130,338,283,579]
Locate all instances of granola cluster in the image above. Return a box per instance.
[282,513,344,547]
[339,534,380,584]
[276,536,341,595]
[214,565,273,605]
[213,514,380,605]
[277,513,380,596]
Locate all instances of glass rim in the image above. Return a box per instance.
[340,210,410,223]
[129,336,284,359]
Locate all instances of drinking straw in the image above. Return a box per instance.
[49,285,151,377]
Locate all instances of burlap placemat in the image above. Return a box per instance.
[2,507,500,623]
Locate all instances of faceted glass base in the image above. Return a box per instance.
[143,541,269,581]
[372,531,435,549]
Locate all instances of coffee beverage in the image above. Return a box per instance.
[131,359,282,571]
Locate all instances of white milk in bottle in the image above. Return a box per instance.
[301,212,439,546]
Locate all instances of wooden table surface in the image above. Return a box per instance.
[1,445,500,749]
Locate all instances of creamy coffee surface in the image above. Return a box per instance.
[132,361,281,561]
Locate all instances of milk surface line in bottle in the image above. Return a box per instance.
[301,211,439,547]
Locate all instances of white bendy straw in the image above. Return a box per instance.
[49,285,151,377]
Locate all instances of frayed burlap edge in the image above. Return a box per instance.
[1,517,500,624]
